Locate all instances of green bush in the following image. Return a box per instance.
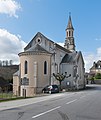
[95,73,101,79]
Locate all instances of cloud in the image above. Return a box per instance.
[83,47,101,72]
[0,29,27,64]
[83,53,94,72]
[57,42,64,47]
[95,38,101,41]
[0,0,21,18]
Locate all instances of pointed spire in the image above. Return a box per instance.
[64,13,75,51]
[66,12,74,30]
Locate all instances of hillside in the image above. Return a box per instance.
[0,65,19,80]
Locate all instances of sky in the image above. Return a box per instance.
[0,0,101,72]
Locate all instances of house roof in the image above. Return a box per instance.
[90,60,101,70]
[26,44,50,53]
[24,32,71,54]
[61,52,76,63]
[24,32,54,51]
[18,44,51,56]
[61,51,83,64]
[55,43,71,53]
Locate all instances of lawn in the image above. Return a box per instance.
[0,92,14,99]
[0,92,33,102]
[0,92,20,102]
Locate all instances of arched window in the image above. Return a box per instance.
[25,61,28,74]
[44,61,47,74]
[69,31,71,37]
[72,31,73,36]
[67,32,68,37]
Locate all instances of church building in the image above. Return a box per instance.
[13,15,85,97]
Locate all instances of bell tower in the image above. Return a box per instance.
[64,13,75,52]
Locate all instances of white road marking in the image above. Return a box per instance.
[66,99,77,105]
[32,106,61,119]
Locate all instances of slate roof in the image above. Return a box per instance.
[66,15,74,30]
[26,44,50,53]
[61,51,80,63]
[24,32,54,51]
[55,43,71,53]
[24,32,71,54]
[19,44,51,56]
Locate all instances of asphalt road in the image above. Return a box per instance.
[0,84,101,120]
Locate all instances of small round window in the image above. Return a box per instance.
[36,37,41,44]
[38,39,41,43]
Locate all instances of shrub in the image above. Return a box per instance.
[95,73,101,79]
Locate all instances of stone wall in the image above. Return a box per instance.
[94,80,101,84]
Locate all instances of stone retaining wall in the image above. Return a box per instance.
[94,80,101,84]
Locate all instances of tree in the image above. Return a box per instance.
[53,73,71,91]
[0,77,9,92]
[9,60,13,66]
[2,61,5,66]
[95,73,101,79]
[5,60,8,66]
[0,60,2,66]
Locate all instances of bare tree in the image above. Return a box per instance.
[9,60,13,66]
[0,60,2,66]
[5,60,8,66]
[2,61,5,66]
[53,73,71,91]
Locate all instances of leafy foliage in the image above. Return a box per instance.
[95,73,101,79]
